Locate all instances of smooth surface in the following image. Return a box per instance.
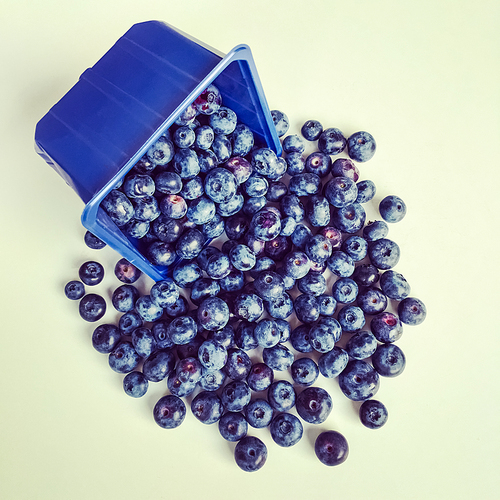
[1,1,499,499]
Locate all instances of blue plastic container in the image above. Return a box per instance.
[35,20,281,281]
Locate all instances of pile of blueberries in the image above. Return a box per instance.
[64,84,426,471]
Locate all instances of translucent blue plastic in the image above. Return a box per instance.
[34,20,281,281]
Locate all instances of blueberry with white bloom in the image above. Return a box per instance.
[347,131,376,162]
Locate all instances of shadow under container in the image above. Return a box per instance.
[34,20,281,281]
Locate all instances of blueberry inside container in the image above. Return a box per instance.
[34,20,281,281]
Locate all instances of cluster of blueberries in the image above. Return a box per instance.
[64,86,426,471]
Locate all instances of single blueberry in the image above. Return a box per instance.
[337,305,366,332]
[290,324,313,353]
[135,295,163,322]
[296,386,333,424]
[153,395,186,429]
[270,110,289,137]
[324,176,358,208]
[318,347,349,378]
[338,360,380,401]
[370,312,403,343]
[262,344,294,371]
[142,349,176,382]
[368,238,401,270]
[224,348,252,381]
[245,399,274,428]
[291,357,319,386]
[92,324,121,354]
[198,367,226,392]
[173,148,200,179]
[308,324,336,353]
[363,220,389,242]
[347,131,376,162]
[359,399,389,429]
[301,119,323,141]
[191,391,224,424]
[270,413,303,447]
[112,284,139,312]
[101,189,134,227]
[267,380,296,412]
[221,380,252,412]
[219,412,248,442]
[122,174,155,199]
[331,203,366,234]
[123,371,148,398]
[341,235,368,262]
[379,270,411,300]
[356,179,377,204]
[84,231,106,249]
[108,341,141,374]
[318,294,337,317]
[147,136,175,166]
[234,436,267,472]
[231,124,255,157]
[131,326,156,358]
[357,287,388,315]
[233,293,264,322]
[318,127,346,155]
[246,362,274,392]
[159,194,188,219]
[209,106,237,135]
[294,293,320,324]
[332,277,358,304]
[331,158,359,181]
[352,264,380,288]
[345,331,378,360]
[65,280,85,300]
[327,251,355,278]
[398,297,427,325]
[198,339,228,370]
[118,310,143,335]
[372,343,406,377]
[79,261,104,286]
[79,293,106,322]
[315,431,349,466]
[288,173,322,197]
[282,134,305,154]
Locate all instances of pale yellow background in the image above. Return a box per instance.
[1,1,499,499]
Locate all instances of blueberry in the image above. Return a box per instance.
[153,171,181,195]
[122,173,155,199]
[197,297,230,331]
[264,292,294,320]
[331,158,359,182]
[79,293,106,322]
[118,310,143,335]
[194,124,215,150]
[318,128,346,155]
[207,325,235,350]
[92,324,121,354]
[266,181,288,202]
[142,348,176,382]
[308,323,336,353]
[270,413,303,447]
[280,194,305,222]
[167,372,197,397]
[345,331,378,360]
[65,280,85,300]
[283,134,305,154]
[212,134,232,164]
[202,213,225,239]
[121,218,149,239]
[324,176,358,208]
[253,319,280,348]
[153,395,186,429]
[209,106,237,135]
[379,270,411,300]
[368,238,400,270]
[198,339,228,370]
[370,312,403,343]
[341,235,368,262]
[291,357,319,386]
[123,371,148,398]
[167,316,197,345]
[205,253,231,280]
[180,176,205,200]
[150,279,179,308]
[111,284,139,312]
[78,261,104,286]
[194,84,222,115]
[229,244,256,272]
[234,321,259,351]
[197,149,218,174]
[135,295,163,322]
[294,293,320,324]
[270,109,289,137]
[175,228,205,260]
[306,195,331,227]
[246,362,274,392]
[290,324,313,353]
[173,148,200,179]
[347,131,376,162]
[357,287,388,315]
[289,173,322,197]
[263,344,294,371]
[147,136,175,166]
[243,174,269,198]
[189,278,220,306]
[284,251,311,279]
[172,261,203,288]
[234,435,267,472]
[231,124,255,157]
[175,103,197,126]
[198,367,227,392]
[296,386,333,424]
[267,380,296,412]
[173,125,195,148]
[337,305,366,332]
[217,191,245,217]
[225,214,250,241]
[151,216,183,243]
[359,399,388,429]
[223,348,251,381]
[301,119,323,141]
[151,321,174,349]
[318,347,349,378]
[352,264,380,288]
[186,196,216,225]
[315,430,349,466]
[372,343,406,377]
[131,326,156,357]
[159,194,187,219]
[108,341,141,374]
[363,220,389,242]
[84,231,106,249]
[290,224,312,249]
[245,399,273,429]
[317,294,337,316]
[331,203,366,234]
[101,189,134,227]
[219,412,248,442]
[327,251,355,277]
[251,148,282,178]
[355,179,377,204]
[332,277,358,304]
[165,295,190,318]
[221,381,251,412]
[191,391,224,424]
[338,360,380,401]
[233,293,264,322]
[278,217,296,238]
[250,208,282,242]
[132,196,160,222]
[398,297,426,325]
[285,152,305,175]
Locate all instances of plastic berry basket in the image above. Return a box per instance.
[34,20,281,281]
